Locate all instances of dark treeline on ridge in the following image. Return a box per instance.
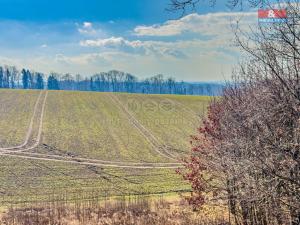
[0,65,223,96]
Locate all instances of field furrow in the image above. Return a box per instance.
[41,91,171,163]
[116,93,210,155]
[0,89,209,204]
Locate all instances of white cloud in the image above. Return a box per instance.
[80,37,188,58]
[80,37,133,48]
[0,10,258,81]
[78,21,103,36]
[83,22,92,28]
[134,12,256,37]
[77,10,258,80]
[55,53,110,67]
[80,35,241,61]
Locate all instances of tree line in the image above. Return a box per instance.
[0,67,223,96]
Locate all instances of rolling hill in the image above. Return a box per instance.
[0,89,210,204]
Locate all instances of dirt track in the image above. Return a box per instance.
[0,91,182,169]
[0,91,43,150]
[108,93,178,160]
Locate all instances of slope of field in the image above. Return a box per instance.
[41,91,171,163]
[116,93,211,155]
[0,89,210,204]
[0,156,188,204]
[0,90,40,148]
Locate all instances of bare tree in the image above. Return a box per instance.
[168,0,268,13]
[179,1,300,224]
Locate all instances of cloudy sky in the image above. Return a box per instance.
[0,0,259,81]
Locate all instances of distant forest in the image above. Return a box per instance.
[0,65,224,96]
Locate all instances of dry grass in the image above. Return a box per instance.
[0,196,228,225]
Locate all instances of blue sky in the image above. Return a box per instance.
[0,0,259,81]
[0,0,230,23]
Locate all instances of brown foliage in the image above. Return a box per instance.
[179,1,300,224]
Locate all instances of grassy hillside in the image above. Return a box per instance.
[116,93,210,154]
[0,90,40,148]
[0,89,211,204]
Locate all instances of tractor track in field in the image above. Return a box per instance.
[0,91,43,151]
[107,93,178,161]
[0,90,48,152]
[0,151,182,169]
[168,98,203,121]
[17,91,48,152]
[0,91,182,169]
[3,151,182,167]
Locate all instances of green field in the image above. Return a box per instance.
[0,90,40,148]
[0,89,210,204]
